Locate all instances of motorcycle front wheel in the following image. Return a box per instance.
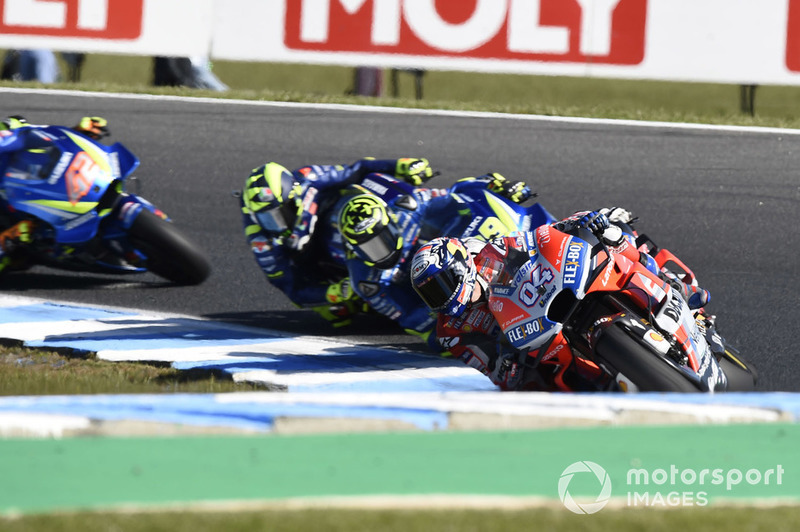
[594,324,703,392]
[128,208,211,285]
[717,349,758,391]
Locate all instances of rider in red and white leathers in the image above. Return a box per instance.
[411,208,710,391]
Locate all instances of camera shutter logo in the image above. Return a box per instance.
[558,461,612,514]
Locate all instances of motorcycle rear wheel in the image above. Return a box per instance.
[594,324,703,392]
[128,208,211,285]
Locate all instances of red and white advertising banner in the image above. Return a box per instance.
[0,0,214,56]
[213,0,800,85]
[4,0,800,85]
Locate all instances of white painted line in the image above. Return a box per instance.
[0,318,169,342]
[3,87,799,136]
[97,338,368,362]
[0,413,91,438]
[232,365,486,386]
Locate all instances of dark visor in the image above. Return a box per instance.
[355,225,398,264]
[415,267,462,311]
[254,202,295,236]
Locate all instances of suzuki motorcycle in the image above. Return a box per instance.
[1,126,210,284]
[485,225,757,392]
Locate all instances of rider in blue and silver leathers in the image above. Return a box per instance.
[337,172,532,349]
[240,158,435,326]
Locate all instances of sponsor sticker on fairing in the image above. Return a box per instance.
[362,179,389,196]
[643,329,670,355]
[539,284,557,308]
[464,216,483,236]
[492,286,514,297]
[48,151,73,184]
[507,318,546,346]
[109,152,121,178]
[562,241,584,286]
[62,211,96,231]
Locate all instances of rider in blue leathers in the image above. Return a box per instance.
[336,172,533,349]
[0,115,109,275]
[240,158,435,327]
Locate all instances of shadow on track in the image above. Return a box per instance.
[0,271,166,290]
[204,309,433,352]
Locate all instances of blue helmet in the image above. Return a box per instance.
[410,237,477,317]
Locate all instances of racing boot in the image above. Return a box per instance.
[0,247,7,274]
[312,299,365,328]
[0,220,35,275]
[662,269,710,310]
[0,220,34,251]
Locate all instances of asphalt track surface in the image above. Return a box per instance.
[1,89,797,391]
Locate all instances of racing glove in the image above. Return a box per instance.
[395,158,434,185]
[489,352,524,391]
[74,116,109,140]
[486,172,532,204]
[600,207,635,225]
[326,278,357,304]
[554,211,610,237]
[576,211,610,235]
[286,189,318,252]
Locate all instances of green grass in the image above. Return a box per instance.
[0,344,258,395]
[2,505,799,532]
[6,52,800,128]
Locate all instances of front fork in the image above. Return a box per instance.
[93,194,169,268]
[114,194,169,231]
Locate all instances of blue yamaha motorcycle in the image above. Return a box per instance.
[0,126,210,284]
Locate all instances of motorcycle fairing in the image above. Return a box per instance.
[3,127,140,243]
[599,251,727,391]
[440,179,556,241]
[608,249,719,383]
[653,287,725,390]
[488,230,593,351]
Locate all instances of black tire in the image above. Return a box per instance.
[594,324,702,392]
[128,208,211,285]
[718,351,758,391]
